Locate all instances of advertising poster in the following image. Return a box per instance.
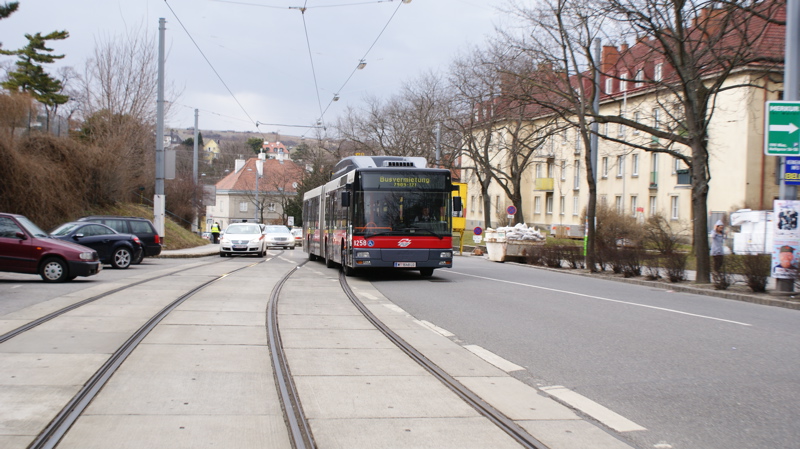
[772,200,800,279]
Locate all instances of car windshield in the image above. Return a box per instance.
[17,216,50,237]
[225,224,261,235]
[265,226,290,234]
[49,223,82,236]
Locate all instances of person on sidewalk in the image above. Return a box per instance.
[211,222,221,244]
[710,220,726,272]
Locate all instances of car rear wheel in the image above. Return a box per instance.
[112,247,133,269]
[40,257,69,282]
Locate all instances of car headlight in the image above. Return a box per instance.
[440,251,452,259]
[80,251,95,260]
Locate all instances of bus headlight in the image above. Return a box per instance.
[440,251,452,259]
[356,251,370,258]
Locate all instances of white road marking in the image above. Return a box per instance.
[418,320,455,337]
[464,344,525,372]
[540,385,647,432]
[453,271,752,326]
[383,304,406,314]
[360,292,378,300]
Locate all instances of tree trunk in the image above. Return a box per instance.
[692,144,711,283]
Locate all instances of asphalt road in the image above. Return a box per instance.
[366,256,800,449]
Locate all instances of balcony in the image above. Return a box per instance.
[535,178,555,191]
[649,171,658,189]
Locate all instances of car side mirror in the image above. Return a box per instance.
[15,231,26,240]
[73,234,84,240]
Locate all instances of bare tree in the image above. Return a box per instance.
[501,0,784,281]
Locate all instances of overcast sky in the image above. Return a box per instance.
[0,0,508,136]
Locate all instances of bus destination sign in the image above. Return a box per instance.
[361,172,446,190]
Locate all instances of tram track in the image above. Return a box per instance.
[336,270,549,449]
[18,255,280,449]
[0,258,235,345]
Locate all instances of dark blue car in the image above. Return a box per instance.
[49,222,143,269]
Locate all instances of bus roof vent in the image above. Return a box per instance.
[332,156,427,177]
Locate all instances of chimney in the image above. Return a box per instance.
[601,45,620,73]
[234,159,245,173]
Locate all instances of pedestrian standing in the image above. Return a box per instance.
[211,222,221,244]
[710,220,726,272]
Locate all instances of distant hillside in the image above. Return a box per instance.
[169,128,303,149]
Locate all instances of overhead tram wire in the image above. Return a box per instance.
[300,0,409,139]
[163,0,264,137]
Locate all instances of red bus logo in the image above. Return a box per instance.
[398,238,412,247]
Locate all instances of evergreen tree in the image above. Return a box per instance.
[2,30,70,108]
[0,2,18,23]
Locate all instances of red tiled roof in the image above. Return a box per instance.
[216,158,303,194]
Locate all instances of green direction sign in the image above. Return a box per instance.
[765,101,800,156]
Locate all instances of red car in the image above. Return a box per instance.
[0,213,102,282]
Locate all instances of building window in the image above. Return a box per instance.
[547,161,555,178]
[655,63,663,82]
[632,153,639,176]
[495,195,500,214]
[239,202,248,212]
[268,202,276,212]
[653,108,661,130]
[673,157,681,174]
[546,195,554,214]
[670,196,679,220]
[560,195,566,216]
[630,195,638,216]
[615,195,623,214]
[470,195,475,213]
[479,195,483,213]
[602,157,609,178]
[620,72,628,91]
[649,195,657,216]
[632,111,640,135]
[534,197,541,214]
[616,155,624,177]
[535,163,542,179]
[635,69,644,87]
[575,132,581,153]
[573,196,580,216]
[561,160,567,180]
[574,160,581,189]
[605,77,613,94]
[618,115,626,137]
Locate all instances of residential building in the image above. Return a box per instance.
[463,2,785,240]
[206,154,303,229]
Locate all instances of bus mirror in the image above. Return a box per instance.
[453,197,463,212]
[341,191,351,207]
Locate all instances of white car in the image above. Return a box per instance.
[290,227,303,247]
[263,225,295,250]
[219,223,267,257]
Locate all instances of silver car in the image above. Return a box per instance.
[263,225,294,250]
[219,223,267,257]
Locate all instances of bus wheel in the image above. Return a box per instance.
[420,268,434,277]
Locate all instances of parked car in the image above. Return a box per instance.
[0,213,102,282]
[290,227,303,247]
[49,222,143,269]
[219,222,267,257]
[77,216,161,263]
[263,225,295,250]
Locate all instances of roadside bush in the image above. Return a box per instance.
[644,254,662,280]
[643,213,688,254]
[619,247,645,278]
[738,254,770,293]
[664,251,688,282]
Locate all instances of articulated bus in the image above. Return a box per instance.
[303,156,462,276]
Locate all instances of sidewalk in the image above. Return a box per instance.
[158,243,219,258]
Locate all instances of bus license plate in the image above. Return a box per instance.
[394,262,416,268]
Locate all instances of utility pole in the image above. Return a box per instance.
[154,18,166,244]
[777,0,800,292]
[192,109,199,233]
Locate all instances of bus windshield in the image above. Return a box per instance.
[353,190,451,238]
